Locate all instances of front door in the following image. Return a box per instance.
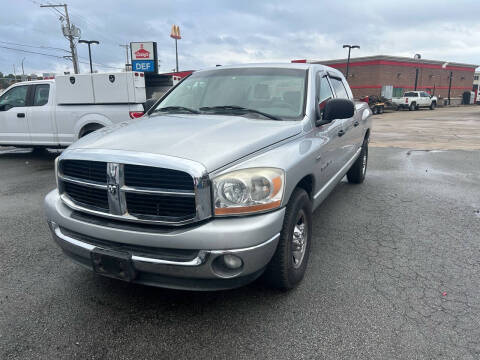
[0,85,30,145]
[328,76,357,163]
[311,74,344,197]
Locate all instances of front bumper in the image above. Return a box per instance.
[44,190,285,290]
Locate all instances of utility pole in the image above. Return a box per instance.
[119,44,130,71]
[13,64,16,79]
[342,44,360,80]
[21,57,26,77]
[40,3,80,74]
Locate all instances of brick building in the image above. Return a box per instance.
[293,55,478,100]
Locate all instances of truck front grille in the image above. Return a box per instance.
[62,160,107,183]
[59,159,203,225]
[63,182,109,211]
[124,164,194,191]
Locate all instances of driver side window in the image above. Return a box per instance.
[316,75,334,113]
[0,86,28,109]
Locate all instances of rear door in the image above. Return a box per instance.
[27,83,56,145]
[0,84,31,145]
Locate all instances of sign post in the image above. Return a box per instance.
[130,42,158,73]
[170,25,181,72]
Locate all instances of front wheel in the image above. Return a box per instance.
[347,139,368,184]
[430,101,436,110]
[264,188,312,290]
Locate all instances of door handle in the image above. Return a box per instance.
[337,129,345,137]
[17,113,25,118]
[353,121,359,127]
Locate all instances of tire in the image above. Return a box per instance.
[395,106,400,111]
[372,106,378,115]
[264,188,313,290]
[378,106,384,114]
[430,101,436,110]
[409,102,416,111]
[347,138,368,184]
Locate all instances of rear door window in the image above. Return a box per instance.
[404,92,417,97]
[33,84,50,106]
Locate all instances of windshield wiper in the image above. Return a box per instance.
[199,105,280,120]
[155,106,200,114]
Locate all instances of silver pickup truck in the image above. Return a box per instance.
[44,63,372,291]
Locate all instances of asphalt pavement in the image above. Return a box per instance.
[0,146,479,359]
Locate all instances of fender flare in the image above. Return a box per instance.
[74,114,113,140]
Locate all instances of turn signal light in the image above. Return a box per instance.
[129,111,144,119]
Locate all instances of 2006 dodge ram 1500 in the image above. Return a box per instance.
[44,63,372,291]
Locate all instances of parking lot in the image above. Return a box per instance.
[1,106,480,359]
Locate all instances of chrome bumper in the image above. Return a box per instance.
[45,190,284,290]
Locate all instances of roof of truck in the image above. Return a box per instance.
[196,62,343,76]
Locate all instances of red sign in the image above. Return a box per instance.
[134,44,150,59]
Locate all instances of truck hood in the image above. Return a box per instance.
[68,114,303,171]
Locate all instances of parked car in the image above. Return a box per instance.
[0,74,146,149]
[44,63,372,291]
[392,91,437,111]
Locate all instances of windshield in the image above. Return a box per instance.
[153,67,307,120]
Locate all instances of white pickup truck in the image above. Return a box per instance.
[392,91,437,111]
[0,72,147,149]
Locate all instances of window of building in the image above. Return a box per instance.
[474,75,479,81]
[392,88,404,98]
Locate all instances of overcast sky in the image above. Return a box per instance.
[1,0,479,75]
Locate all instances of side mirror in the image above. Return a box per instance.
[0,104,12,112]
[144,98,157,112]
[316,98,354,126]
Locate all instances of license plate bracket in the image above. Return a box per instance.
[91,248,136,282]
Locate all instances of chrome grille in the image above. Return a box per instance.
[63,182,109,211]
[62,160,107,183]
[58,158,210,225]
[124,164,194,191]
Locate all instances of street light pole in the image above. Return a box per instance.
[342,44,360,80]
[79,40,99,73]
[413,54,421,91]
[21,57,25,77]
[448,71,453,105]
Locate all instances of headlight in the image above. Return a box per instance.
[213,168,285,216]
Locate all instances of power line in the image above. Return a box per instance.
[0,40,69,53]
[0,45,65,59]
[0,45,122,70]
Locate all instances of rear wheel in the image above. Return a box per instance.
[372,106,378,115]
[409,102,416,111]
[264,188,312,290]
[347,138,368,184]
[378,106,384,114]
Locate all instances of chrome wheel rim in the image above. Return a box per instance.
[292,210,307,269]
